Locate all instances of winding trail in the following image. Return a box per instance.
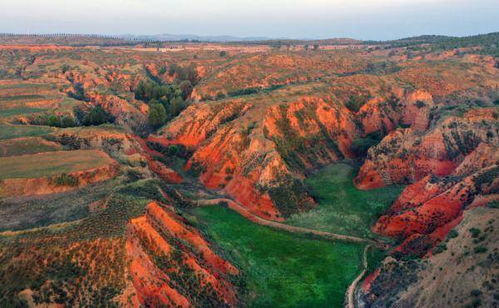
[197,198,382,246]
[346,245,370,308]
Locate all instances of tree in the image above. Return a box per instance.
[168,64,179,76]
[170,96,186,117]
[179,80,193,99]
[313,44,319,51]
[60,115,76,127]
[148,103,167,128]
[69,82,88,101]
[345,95,367,113]
[83,105,114,126]
[219,51,227,57]
[47,114,59,127]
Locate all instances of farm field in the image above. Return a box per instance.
[0,136,62,157]
[191,205,365,308]
[0,149,114,179]
[0,123,55,139]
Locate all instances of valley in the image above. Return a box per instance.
[0,33,497,307]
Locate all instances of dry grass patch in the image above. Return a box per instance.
[0,137,62,157]
[0,149,115,179]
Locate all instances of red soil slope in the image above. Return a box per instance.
[125,201,239,307]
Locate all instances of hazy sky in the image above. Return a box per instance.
[1,0,498,40]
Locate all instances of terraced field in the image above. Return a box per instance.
[0,149,114,179]
[0,137,62,157]
[0,123,55,139]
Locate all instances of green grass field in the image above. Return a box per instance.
[0,149,114,179]
[0,124,55,140]
[0,137,62,157]
[191,205,364,308]
[286,163,404,238]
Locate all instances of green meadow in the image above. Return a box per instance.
[191,205,364,308]
[286,163,404,238]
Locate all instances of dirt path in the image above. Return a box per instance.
[197,198,378,245]
[345,244,370,308]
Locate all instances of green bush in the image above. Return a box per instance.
[448,229,459,239]
[470,289,482,297]
[52,173,79,186]
[433,243,447,254]
[345,95,368,112]
[469,228,481,238]
[351,131,383,157]
[473,246,487,254]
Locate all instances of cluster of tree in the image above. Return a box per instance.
[68,82,89,101]
[167,64,199,85]
[29,105,114,128]
[73,105,115,126]
[135,81,189,128]
[365,32,499,57]
[345,95,370,113]
[31,113,77,128]
[351,131,384,157]
[135,64,199,129]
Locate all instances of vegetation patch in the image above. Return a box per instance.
[191,205,365,308]
[0,124,55,140]
[0,149,114,179]
[0,137,61,157]
[286,163,404,238]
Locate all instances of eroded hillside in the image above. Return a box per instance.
[0,39,497,308]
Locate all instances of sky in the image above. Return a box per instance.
[0,0,498,40]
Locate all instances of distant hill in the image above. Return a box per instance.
[119,33,272,42]
[366,32,499,56]
[366,32,498,47]
[0,33,134,46]
[0,32,497,55]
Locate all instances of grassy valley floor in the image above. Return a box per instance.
[287,163,404,239]
[191,205,364,308]
[189,163,403,307]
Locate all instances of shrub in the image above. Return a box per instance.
[469,228,481,238]
[433,243,447,254]
[52,173,79,186]
[179,80,193,99]
[448,229,459,239]
[487,201,499,208]
[415,100,426,108]
[188,161,205,177]
[83,105,114,126]
[474,246,487,254]
[60,115,76,127]
[68,82,88,101]
[215,92,226,100]
[351,131,383,157]
[228,87,260,97]
[470,289,482,297]
[345,95,368,112]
